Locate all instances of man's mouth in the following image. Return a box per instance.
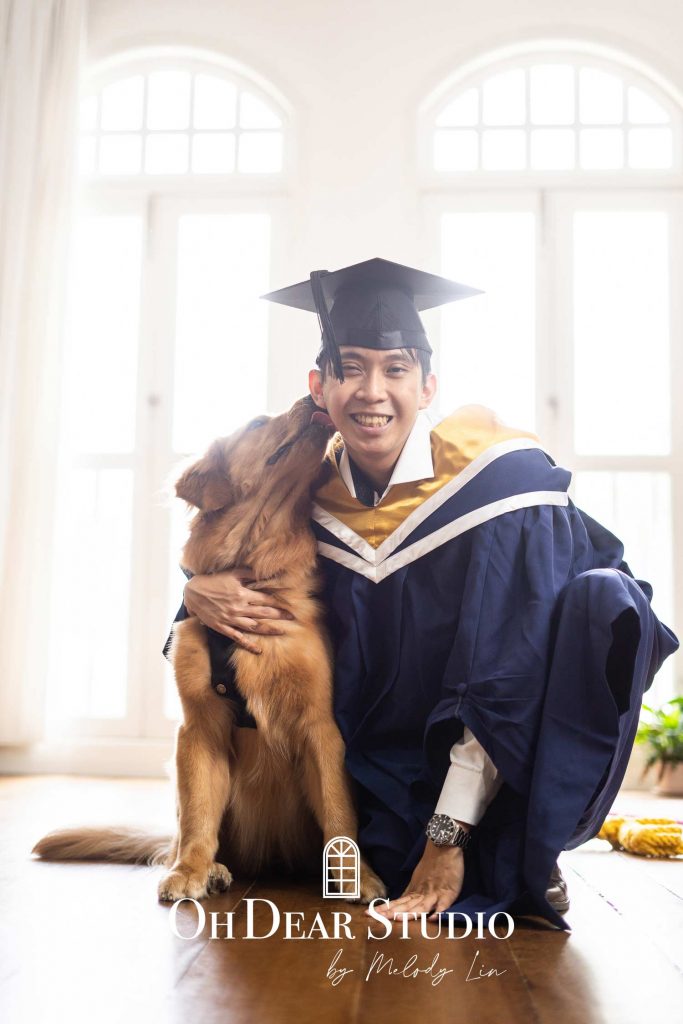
[350,413,393,428]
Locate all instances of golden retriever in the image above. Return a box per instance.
[32,394,386,905]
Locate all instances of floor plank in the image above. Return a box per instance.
[511,860,683,1024]
[1,775,681,1024]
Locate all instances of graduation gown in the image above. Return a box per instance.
[311,410,679,929]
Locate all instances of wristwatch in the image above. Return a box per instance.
[425,813,472,849]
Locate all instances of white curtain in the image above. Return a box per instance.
[0,0,85,743]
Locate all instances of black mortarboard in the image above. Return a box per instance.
[261,257,482,381]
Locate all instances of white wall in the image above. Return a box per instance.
[86,0,683,409]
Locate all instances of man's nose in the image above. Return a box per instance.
[355,370,387,401]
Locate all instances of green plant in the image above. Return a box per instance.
[636,697,683,780]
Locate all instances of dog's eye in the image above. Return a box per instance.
[246,417,269,431]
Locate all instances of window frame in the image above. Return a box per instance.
[42,48,293,749]
[419,43,683,700]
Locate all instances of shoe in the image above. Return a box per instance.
[545,862,570,914]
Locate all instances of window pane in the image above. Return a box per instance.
[48,468,133,721]
[434,130,478,171]
[482,129,526,170]
[579,128,624,170]
[191,133,236,173]
[579,69,623,124]
[145,133,189,174]
[481,69,525,125]
[99,134,142,175]
[101,76,144,131]
[441,211,536,430]
[172,213,270,453]
[80,95,98,132]
[628,127,673,169]
[238,132,283,172]
[573,210,670,455]
[79,136,96,175]
[529,65,575,125]
[530,128,575,170]
[164,506,191,721]
[193,75,237,129]
[147,70,191,130]
[62,215,143,453]
[572,471,675,704]
[436,88,479,127]
[627,86,669,125]
[239,92,282,129]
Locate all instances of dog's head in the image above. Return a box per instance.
[175,395,336,512]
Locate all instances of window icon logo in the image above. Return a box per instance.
[322,836,360,899]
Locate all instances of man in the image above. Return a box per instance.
[178,258,678,929]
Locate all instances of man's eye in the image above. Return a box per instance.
[387,365,409,375]
[341,364,361,374]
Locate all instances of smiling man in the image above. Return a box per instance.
[180,258,678,929]
[310,344,436,501]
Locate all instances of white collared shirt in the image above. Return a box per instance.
[337,407,502,826]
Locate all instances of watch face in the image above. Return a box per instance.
[429,815,456,845]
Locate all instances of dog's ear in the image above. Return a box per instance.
[175,441,233,511]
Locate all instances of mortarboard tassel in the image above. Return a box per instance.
[310,270,345,383]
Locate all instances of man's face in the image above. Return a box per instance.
[308,347,437,471]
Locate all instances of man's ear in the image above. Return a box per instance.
[308,368,327,409]
[418,372,437,410]
[175,440,233,512]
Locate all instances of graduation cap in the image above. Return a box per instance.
[261,257,482,381]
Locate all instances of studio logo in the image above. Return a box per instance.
[322,836,360,899]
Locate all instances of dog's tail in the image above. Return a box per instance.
[31,827,174,867]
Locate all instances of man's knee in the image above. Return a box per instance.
[564,567,624,597]
[560,569,641,714]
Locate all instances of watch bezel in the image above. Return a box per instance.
[426,813,471,848]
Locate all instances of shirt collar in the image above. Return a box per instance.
[338,408,444,504]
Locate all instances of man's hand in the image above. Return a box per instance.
[367,841,466,923]
[183,568,294,655]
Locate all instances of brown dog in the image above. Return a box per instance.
[32,395,385,905]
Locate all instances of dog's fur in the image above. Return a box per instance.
[32,395,385,905]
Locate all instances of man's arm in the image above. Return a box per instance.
[434,727,503,825]
[182,569,293,654]
[369,730,501,922]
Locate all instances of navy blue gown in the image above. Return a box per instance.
[310,416,679,929]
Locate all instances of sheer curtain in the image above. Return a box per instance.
[0,0,84,743]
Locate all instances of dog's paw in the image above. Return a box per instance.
[157,861,233,902]
[204,862,233,896]
[357,861,387,904]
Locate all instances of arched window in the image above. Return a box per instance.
[79,54,287,177]
[420,42,682,703]
[47,49,292,758]
[429,59,679,174]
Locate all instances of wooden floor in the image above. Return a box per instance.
[1,776,682,1024]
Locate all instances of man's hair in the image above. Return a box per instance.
[315,346,432,384]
